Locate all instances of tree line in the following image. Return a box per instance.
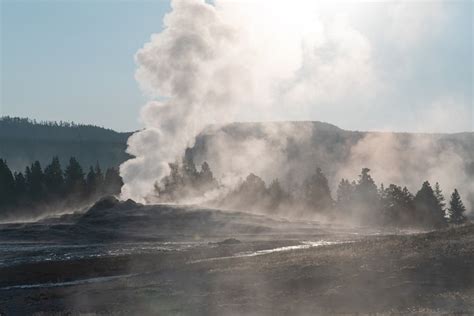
[155,159,469,229]
[0,116,130,142]
[2,152,468,229]
[1,116,95,128]
[0,157,123,220]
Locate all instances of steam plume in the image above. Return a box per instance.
[120,0,376,201]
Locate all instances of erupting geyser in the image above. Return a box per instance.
[119,0,377,202]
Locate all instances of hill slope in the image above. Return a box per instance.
[0,117,132,171]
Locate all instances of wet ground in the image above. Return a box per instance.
[1,199,473,315]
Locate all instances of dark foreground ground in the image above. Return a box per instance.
[0,201,473,315]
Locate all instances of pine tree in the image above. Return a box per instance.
[382,184,415,226]
[433,182,446,216]
[29,161,45,201]
[182,150,198,186]
[0,159,15,207]
[378,183,386,198]
[24,166,32,196]
[14,172,27,201]
[448,189,467,225]
[241,173,267,195]
[355,168,378,200]
[104,167,123,196]
[268,178,290,210]
[44,156,64,197]
[230,173,268,211]
[64,157,85,196]
[336,178,354,213]
[353,168,380,223]
[157,162,184,201]
[94,162,104,194]
[302,167,333,212]
[199,162,214,184]
[196,161,218,193]
[86,167,98,197]
[414,181,447,229]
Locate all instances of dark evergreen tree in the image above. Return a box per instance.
[0,159,15,207]
[353,168,380,222]
[448,189,467,225]
[44,156,64,197]
[13,172,27,201]
[336,178,354,214]
[402,186,415,210]
[240,173,267,196]
[182,153,198,184]
[64,157,85,196]
[28,161,45,201]
[268,179,290,210]
[354,168,378,201]
[414,181,447,228]
[94,162,104,193]
[223,173,268,211]
[381,184,415,226]
[86,167,98,197]
[158,162,184,201]
[24,166,32,197]
[156,159,218,202]
[197,161,217,191]
[378,183,386,199]
[302,167,333,212]
[104,167,123,196]
[199,162,213,184]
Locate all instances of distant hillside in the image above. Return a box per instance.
[0,117,132,171]
[192,121,474,180]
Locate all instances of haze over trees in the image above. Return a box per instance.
[153,150,218,203]
[153,159,470,229]
[3,118,473,213]
[189,121,474,218]
[1,118,471,228]
[0,157,122,220]
[302,167,334,214]
[1,149,470,229]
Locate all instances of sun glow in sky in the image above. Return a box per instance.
[1,0,472,132]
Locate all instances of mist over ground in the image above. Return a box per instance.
[1,199,473,314]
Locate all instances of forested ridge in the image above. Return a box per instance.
[0,117,132,171]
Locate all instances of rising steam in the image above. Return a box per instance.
[120,0,377,202]
[120,0,471,211]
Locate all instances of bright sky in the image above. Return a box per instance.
[1,0,472,132]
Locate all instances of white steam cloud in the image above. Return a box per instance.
[120,0,377,201]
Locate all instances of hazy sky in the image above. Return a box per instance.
[1,0,472,132]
